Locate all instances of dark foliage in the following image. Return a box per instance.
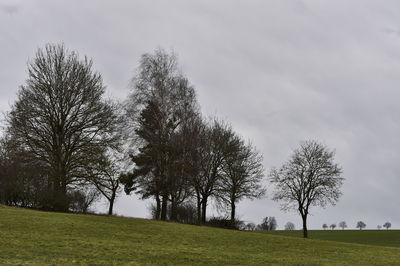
[205,217,245,230]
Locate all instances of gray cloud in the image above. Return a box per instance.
[1,0,399,229]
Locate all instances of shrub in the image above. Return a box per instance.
[206,217,245,230]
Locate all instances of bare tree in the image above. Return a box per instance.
[339,221,347,230]
[192,119,233,223]
[377,225,382,230]
[217,134,265,223]
[167,114,201,221]
[330,223,336,230]
[383,222,391,230]
[7,44,119,211]
[269,140,344,238]
[245,222,256,231]
[68,187,100,213]
[86,152,122,215]
[84,106,125,215]
[285,222,295,230]
[356,221,366,230]
[322,223,328,230]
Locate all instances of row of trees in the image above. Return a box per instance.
[323,222,346,230]
[323,221,392,230]
[0,44,265,224]
[120,49,265,223]
[0,44,346,236]
[245,216,278,231]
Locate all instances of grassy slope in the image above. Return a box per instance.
[1,206,400,265]
[265,230,400,248]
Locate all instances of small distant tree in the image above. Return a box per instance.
[377,225,382,230]
[270,140,344,238]
[246,222,256,231]
[356,221,366,230]
[330,224,336,230]
[259,216,278,231]
[322,223,328,230]
[339,221,347,230]
[383,222,391,230]
[268,217,278,231]
[285,222,295,230]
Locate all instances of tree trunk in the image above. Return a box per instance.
[302,214,308,238]
[155,194,161,220]
[196,192,201,224]
[53,178,68,212]
[170,196,177,221]
[108,192,116,215]
[201,197,208,223]
[230,201,236,223]
[61,183,68,211]
[160,193,168,220]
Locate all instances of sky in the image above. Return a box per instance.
[1,0,400,230]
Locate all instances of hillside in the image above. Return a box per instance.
[1,206,400,265]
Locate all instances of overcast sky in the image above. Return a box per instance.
[1,0,400,229]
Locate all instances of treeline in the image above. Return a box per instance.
[0,44,265,225]
[322,221,392,230]
[245,216,278,231]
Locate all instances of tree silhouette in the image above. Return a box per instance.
[356,221,366,230]
[270,140,344,238]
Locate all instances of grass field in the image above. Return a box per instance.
[1,206,400,265]
[264,229,400,248]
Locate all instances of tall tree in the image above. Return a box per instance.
[217,133,265,223]
[123,49,199,220]
[7,44,119,211]
[167,114,202,221]
[122,100,167,220]
[270,140,344,238]
[192,119,231,223]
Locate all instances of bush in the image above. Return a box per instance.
[205,217,245,230]
[68,188,99,213]
[174,203,198,224]
[148,202,198,224]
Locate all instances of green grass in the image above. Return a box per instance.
[1,206,400,265]
[264,229,400,248]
